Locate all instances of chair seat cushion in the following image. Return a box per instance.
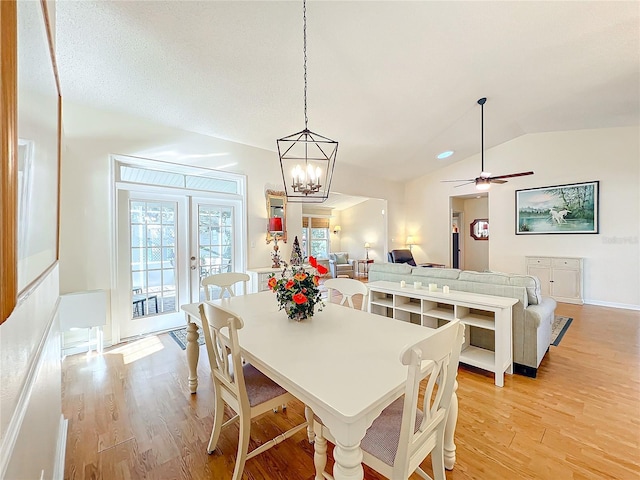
[360,396,423,467]
[243,363,287,407]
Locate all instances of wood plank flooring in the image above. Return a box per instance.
[62,300,640,480]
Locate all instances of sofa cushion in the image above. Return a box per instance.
[458,271,511,285]
[412,268,461,280]
[334,252,348,264]
[370,263,413,275]
[509,274,542,305]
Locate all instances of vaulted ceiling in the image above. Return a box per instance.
[55,1,639,183]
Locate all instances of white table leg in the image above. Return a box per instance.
[444,379,459,470]
[313,425,327,480]
[305,405,315,443]
[186,319,200,393]
[333,440,364,480]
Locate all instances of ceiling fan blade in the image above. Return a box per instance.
[490,179,508,184]
[453,181,475,188]
[441,179,474,183]
[489,171,534,181]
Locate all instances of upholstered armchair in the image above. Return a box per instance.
[328,252,355,278]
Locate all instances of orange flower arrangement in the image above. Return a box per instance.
[268,257,326,320]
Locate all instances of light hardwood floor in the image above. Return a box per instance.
[62,299,640,480]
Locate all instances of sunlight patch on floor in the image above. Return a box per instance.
[106,335,164,364]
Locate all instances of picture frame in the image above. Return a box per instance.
[516,181,599,235]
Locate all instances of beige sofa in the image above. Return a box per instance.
[368,263,557,377]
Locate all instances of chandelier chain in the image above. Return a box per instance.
[303,0,308,129]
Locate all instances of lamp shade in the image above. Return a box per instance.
[268,217,283,233]
[406,235,415,245]
[364,242,370,249]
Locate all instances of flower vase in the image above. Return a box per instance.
[285,302,311,322]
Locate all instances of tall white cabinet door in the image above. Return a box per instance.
[527,265,551,297]
[551,268,581,299]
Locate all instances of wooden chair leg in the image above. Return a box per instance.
[232,415,251,480]
[430,428,447,480]
[207,393,225,454]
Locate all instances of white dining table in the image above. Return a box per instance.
[181,292,459,479]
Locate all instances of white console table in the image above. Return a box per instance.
[367,281,517,387]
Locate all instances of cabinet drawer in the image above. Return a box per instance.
[527,257,551,266]
[552,258,580,269]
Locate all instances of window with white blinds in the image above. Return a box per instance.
[301,216,330,259]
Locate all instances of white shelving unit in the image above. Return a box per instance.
[367,280,517,387]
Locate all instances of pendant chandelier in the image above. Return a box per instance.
[277,0,338,203]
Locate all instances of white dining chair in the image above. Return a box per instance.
[202,272,250,300]
[313,319,465,480]
[199,302,309,480]
[323,278,369,310]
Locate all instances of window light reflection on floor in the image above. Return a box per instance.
[106,335,164,364]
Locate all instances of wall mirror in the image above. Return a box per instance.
[1,0,61,324]
[266,189,287,243]
[470,219,489,240]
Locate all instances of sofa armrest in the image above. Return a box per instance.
[526,297,557,328]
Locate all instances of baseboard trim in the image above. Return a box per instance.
[584,300,640,311]
[53,415,68,480]
[514,363,538,378]
[0,299,59,479]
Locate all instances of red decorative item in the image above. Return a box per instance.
[268,217,283,232]
[308,256,318,267]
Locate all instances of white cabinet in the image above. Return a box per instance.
[247,267,281,293]
[367,281,517,387]
[247,265,318,293]
[526,256,583,304]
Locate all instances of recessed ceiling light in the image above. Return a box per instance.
[437,150,454,160]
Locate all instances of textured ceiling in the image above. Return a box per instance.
[55,1,640,183]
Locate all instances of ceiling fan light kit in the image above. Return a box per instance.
[442,97,533,190]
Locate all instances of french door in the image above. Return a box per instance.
[115,190,244,341]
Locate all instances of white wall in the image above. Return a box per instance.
[60,101,405,341]
[406,127,640,309]
[0,266,63,480]
[337,198,387,263]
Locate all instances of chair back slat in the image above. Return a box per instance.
[199,302,248,409]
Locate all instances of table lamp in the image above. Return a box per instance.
[406,235,415,252]
[364,242,370,260]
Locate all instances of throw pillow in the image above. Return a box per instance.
[335,253,348,264]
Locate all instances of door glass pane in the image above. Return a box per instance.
[198,204,234,300]
[130,200,178,318]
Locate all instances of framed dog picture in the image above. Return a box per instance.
[516,181,599,235]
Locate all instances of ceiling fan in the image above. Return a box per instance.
[442,97,533,190]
